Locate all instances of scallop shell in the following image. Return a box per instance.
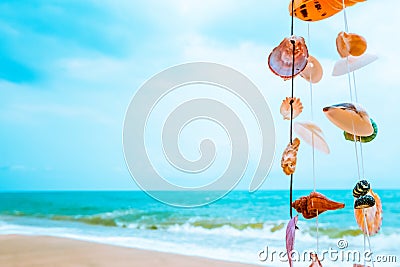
[289,0,366,22]
[281,138,300,175]
[323,103,374,137]
[332,53,378,76]
[294,121,330,154]
[344,118,378,143]
[268,36,308,80]
[354,189,382,236]
[280,97,303,120]
[292,191,345,219]
[300,55,323,83]
[353,180,370,198]
[336,31,367,58]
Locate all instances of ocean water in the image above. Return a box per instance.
[0,190,399,266]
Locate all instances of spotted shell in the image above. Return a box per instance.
[336,31,367,58]
[281,138,300,175]
[354,195,375,209]
[289,0,366,22]
[354,189,382,236]
[353,180,370,198]
[280,97,303,120]
[268,36,308,80]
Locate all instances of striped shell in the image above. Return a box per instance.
[353,180,370,198]
[354,189,382,236]
[268,36,308,80]
[281,138,300,175]
[289,0,366,22]
[280,97,303,120]
[336,31,367,58]
[354,195,375,209]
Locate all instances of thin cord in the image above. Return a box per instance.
[363,210,375,267]
[289,0,295,219]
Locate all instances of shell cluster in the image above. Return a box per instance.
[281,138,300,175]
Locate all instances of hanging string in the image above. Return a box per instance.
[341,1,375,262]
[289,0,295,219]
[307,22,319,254]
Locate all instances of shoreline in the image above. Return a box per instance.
[0,234,262,267]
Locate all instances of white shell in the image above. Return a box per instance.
[294,121,330,154]
[332,53,378,76]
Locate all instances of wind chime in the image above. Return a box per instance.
[267,0,382,266]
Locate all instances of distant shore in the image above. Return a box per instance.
[0,235,261,267]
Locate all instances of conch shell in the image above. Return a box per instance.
[268,36,308,80]
[336,31,367,58]
[300,55,323,83]
[309,252,322,267]
[354,189,382,236]
[289,0,366,22]
[280,97,303,120]
[281,138,300,175]
[292,191,345,219]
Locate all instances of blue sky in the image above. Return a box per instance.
[1,1,399,191]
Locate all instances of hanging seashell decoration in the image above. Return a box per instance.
[280,97,303,120]
[336,31,367,58]
[281,138,301,175]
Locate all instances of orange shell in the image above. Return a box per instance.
[300,55,323,83]
[292,191,345,219]
[289,0,366,22]
[280,97,303,120]
[281,138,300,175]
[354,189,382,236]
[336,31,367,58]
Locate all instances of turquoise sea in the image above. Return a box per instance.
[0,190,399,266]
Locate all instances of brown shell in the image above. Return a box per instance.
[336,31,367,58]
[292,191,345,219]
[309,253,322,267]
[281,138,300,175]
[354,189,382,236]
[280,97,303,120]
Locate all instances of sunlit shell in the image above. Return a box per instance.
[292,191,345,219]
[294,121,330,154]
[323,103,374,137]
[280,97,303,120]
[281,138,300,175]
[344,118,378,143]
[336,31,367,58]
[289,0,366,22]
[300,55,323,83]
[268,36,308,80]
[354,189,382,236]
[332,53,378,76]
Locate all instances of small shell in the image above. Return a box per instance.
[353,180,371,198]
[268,36,308,80]
[300,55,323,83]
[336,31,367,58]
[344,118,378,143]
[286,216,298,267]
[354,189,382,236]
[280,97,303,120]
[332,53,378,76]
[309,253,322,267]
[294,121,330,154]
[323,103,374,137]
[281,138,300,175]
[354,195,376,209]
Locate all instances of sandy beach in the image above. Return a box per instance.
[0,235,260,267]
